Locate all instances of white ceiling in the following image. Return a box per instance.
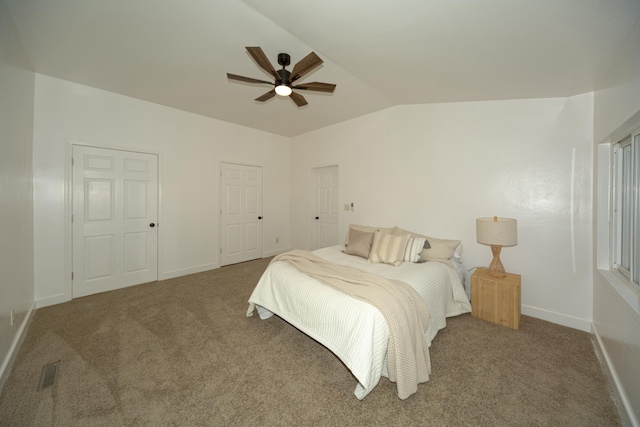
[5,0,640,137]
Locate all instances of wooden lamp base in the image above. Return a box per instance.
[487,245,506,278]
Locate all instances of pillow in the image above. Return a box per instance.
[368,231,410,266]
[391,226,461,266]
[421,236,461,267]
[453,243,463,259]
[344,224,393,245]
[391,226,427,239]
[404,237,426,262]
[343,228,375,258]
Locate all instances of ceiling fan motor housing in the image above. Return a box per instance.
[277,53,291,67]
[276,68,291,85]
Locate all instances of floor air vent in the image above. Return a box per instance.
[38,361,60,391]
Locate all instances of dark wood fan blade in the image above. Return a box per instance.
[292,82,336,93]
[289,91,308,107]
[290,52,323,83]
[246,47,278,79]
[255,89,276,102]
[227,73,273,85]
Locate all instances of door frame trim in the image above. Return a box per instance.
[218,160,264,266]
[309,163,340,250]
[64,139,163,302]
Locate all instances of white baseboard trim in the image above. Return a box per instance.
[36,293,69,309]
[592,323,638,427]
[162,251,291,279]
[263,248,291,258]
[521,304,591,332]
[160,262,220,281]
[38,262,229,307]
[0,300,36,394]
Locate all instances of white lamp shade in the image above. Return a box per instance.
[476,217,518,246]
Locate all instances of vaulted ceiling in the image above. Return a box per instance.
[5,0,640,137]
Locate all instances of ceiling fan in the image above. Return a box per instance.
[227,46,336,107]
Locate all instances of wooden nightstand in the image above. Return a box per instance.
[471,268,521,330]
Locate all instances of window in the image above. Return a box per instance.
[612,131,640,286]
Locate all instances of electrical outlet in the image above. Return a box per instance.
[10,308,14,326]
[276,237,279,243]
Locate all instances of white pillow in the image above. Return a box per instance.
[404,237,426,262]
[453,243,463,259]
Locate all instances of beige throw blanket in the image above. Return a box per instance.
[271,249,431,399]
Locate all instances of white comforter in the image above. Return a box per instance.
[246,245,471,399]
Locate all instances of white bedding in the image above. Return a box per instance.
[246,245,471,399]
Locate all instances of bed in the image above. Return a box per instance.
[246,226,471,400]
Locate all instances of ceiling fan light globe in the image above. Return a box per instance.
[275,85,292,96]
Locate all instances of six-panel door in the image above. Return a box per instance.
[72,145,158,298]
[220,163,263,266]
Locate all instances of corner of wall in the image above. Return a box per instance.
[0,301,36,394]
[591,321,639,427]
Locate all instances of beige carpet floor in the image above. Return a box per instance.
[0,257,621,426]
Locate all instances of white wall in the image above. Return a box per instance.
[291,94,594,331]
[32,74,290,307]
[593,13,640,427]
[0,0,35,389]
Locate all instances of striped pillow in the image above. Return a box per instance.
[404,237,426,262]
[369,231,410,266]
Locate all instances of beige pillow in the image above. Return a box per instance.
[368,231,410,266]
[391,226,426,239]
[344,224,393,245]
[343,228,375,258]
[421,236,461,267]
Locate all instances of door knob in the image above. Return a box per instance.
[315,216,319,220]
[149,223,156,227]
[258,216,263,220]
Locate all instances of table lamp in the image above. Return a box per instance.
[476,216,518,278]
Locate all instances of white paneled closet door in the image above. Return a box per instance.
[72,145,158,298]
[220,163,263,266]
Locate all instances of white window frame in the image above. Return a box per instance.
[611,129,640,288]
